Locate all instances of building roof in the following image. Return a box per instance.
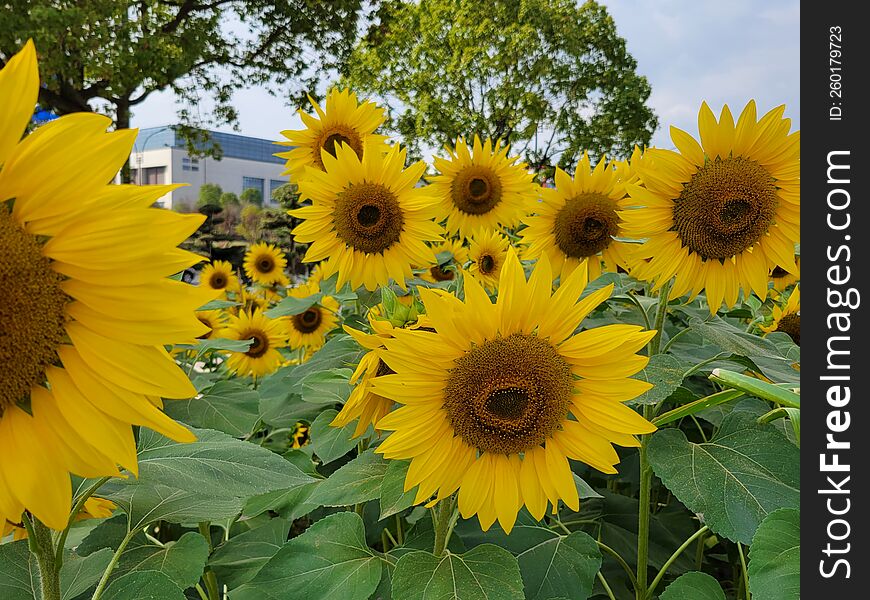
[134,126,288,165]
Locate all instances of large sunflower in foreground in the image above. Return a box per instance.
[0,42,207,530]
[371,249,656,532]
[761,286,800,345]
[521,153,634,281]
[244,242,287,286]
[431,136,537,239]
[222,309,287,378]
[276,88,389,183]
[285,282,340,351]
[621,101,800,312]
[291,143,443,291]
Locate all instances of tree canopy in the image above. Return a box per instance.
[344,0,657,172]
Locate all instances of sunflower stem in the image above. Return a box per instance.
[27,516,62,600]
[636,278,672,600]
[55,476,112,569]
[91,526,137,600]
[645,525,709,599]
[432,495,457,556]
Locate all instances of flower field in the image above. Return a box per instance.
[1,37,799,600]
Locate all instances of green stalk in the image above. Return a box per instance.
[55,477,112,568]
[636,278,672,599]
[737,542,751,600]
[27,516,62,600]
[198,522,221,600]
[91,527,137,600]
[645,526,709,599]
[432,495,457,556]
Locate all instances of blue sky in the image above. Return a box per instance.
[130,0,800,150]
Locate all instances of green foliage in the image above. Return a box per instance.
[220,192,240,208]
[748,509,800,600]
[239,187,263,207]
[198,183,223,208]
[660,572,726,600]
[344,0,656,168]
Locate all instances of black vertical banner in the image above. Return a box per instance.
[802,4,870,597]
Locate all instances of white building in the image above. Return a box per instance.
[129,126,290,210]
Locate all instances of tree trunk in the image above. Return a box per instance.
[116,98,132,183]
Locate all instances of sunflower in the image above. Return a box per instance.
[222,309,287,378]
[520,153,634,282]
[244,242,287,285]
[371,249,656,532]
[431,136,537,239]
[196,310,229,340]
[291,143,443,291]
[200,260,239,294]
[621,101,800,312]
[770,256,800,292]
[467,228,510,291]
[761,286,800,345]
[285,283,340,351]
[421,238,469,284]
[276,88,389,183]
[291,422,310,448]
[0,42,210,530]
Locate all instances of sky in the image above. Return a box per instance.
[129,0,800,151]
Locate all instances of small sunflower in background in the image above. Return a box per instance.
[276,88,389,183]
[200,260,239,295]
[195,310,229,340]
[223,309,288,378]
[285,283,340,352]
[0,41,207,530]
[520,153,633,282]
[421,238,468,284]
[622,100,800,312]
[431,136,537,239]
[467,228,510,292]
[371,249,656,532]
[3,497,116,541]
[290,422,310,448]
[770,256,800,292]
[291,143,443,291]
[244,242,288,286]
[761,286,800,346]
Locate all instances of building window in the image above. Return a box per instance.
[140,166,166,185]
[268,179,286,204]
[182,156,200,172]
[242,176,265,202]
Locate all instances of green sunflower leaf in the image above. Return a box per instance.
[163,380,260,437]
[648,410,799,544]
[310,409,360,464]
[379,459,417,520]
[300,368,354,405]
[391,544,525,600]
[101,571,186,600]
[517,531,601,600]
[748,508,800,600]
[208,518,291,589]
[659,571,726,600]
[264,293,323,318]
[112,531,209,590]
[60,548,113,600]
[0,541,39,600]
[231,512,382,600]
[630,354,689,405]
[308,449,390,507]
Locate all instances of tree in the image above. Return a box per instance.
[198,183,223,208]
[220,191,240,208]
[0,0,366,180]
[344,0,657,172]
[270,182,300,211]
[240,187,263,207]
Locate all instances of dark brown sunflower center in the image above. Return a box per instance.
[553,193,620,259]
[244,330,270,358]
[451,166,503,215]
[673,156,778,261]
[770,266,789,278]
[292,307,323,334]
[443,333,572,454]
[333,182,404,254]
[429,265,454,281]
[479,254,496,275]
[315,126,364,169]
[0,207,70,410]
[256,256,275,274]
[777,313,800,346]
[209,272,228,289]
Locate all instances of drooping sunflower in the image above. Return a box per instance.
[200,260,239,295]
[244,242,288,285]
[421,238,469,284]
[621,101,800,312]
[761,286,800,345]
[467,228,510,292]
[770,256,800,292]
[222,309,287,378]
[285,282,340,351]
[0,41,207,530]
[520,153,634,282]
[371,249,656,532]
[195,310,229,340]
[431,136,537,239]
[291,143,443,291]
[276,88,389,183]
